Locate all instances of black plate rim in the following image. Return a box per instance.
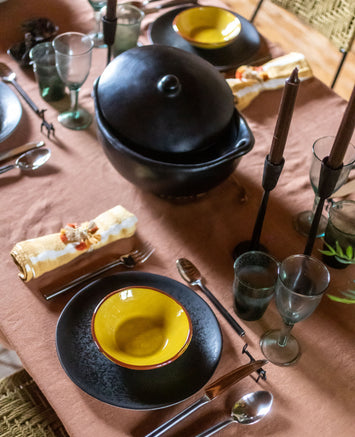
[56,271,223,410]
[148,7,261,71]
[0,82,22,142]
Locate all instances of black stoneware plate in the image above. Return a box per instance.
[56,272,223,410]
[148,7,261,71]
[0,82,22,142]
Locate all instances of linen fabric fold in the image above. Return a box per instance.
[226,52,313,110]
[10,205,138,282]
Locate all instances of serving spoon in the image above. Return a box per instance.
[196,390,273,436]
[0,148,51,174]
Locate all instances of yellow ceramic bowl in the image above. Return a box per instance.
[91,286,192,370]
[172,6,241,50]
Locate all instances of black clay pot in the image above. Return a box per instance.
[94,45,254,198]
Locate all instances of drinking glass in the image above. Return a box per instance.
[87,0,107,47]
[233,251,279,321]
[113,4,144,57]
[260,254,330,366]
[53,32,94,130]
[293,136,355,237]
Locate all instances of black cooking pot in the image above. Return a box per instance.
[94,45,254,198]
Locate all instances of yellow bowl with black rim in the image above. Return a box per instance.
[91,286,192,370]
[172,6,241,50]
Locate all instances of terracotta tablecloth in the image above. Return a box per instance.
[0,1,354,436]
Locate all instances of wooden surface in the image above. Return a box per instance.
[224,0,355,101]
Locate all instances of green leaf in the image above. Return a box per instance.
[335,256,352,264]
[346,245,354,259]
[327,295,355,304]
[342,290,355,299]
[335,241,344,257]
[319,249,336,256]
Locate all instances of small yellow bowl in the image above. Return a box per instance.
[172,6,241,50]
[91,286,192,370]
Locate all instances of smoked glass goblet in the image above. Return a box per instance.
[53,32,94,130]
[260,254,330,366]
[293,136,355,237]
[87,0,107,47]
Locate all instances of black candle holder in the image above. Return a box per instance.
[304,157,342,256]
[102,15,117,65]
[233,155,284,260]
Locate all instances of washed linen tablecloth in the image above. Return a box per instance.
[0,0,354,436]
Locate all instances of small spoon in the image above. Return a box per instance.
[0,148,51,174]
[196,391,273,436]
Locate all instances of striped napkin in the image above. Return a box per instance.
[10,205,137,282]
[226,52,313,111]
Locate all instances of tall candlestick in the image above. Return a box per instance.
[106,0,116,20]
[269,67,300,165]
[328,85,355,169]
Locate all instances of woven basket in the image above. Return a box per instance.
[0,369,69,437]
[271,0,355,51]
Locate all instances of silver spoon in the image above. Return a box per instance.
[176,258,245,337]
[0,148,51,174]
[196,391,273,436]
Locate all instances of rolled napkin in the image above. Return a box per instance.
[226,52,313,111]
[11,205,137,282]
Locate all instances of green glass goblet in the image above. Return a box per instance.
[260,254,330,366]
[88,0,107,48]
[293,136,355,237]
[53,32,94,130]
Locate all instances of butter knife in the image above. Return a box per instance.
[145,359,267,437]
[0,141,45,163]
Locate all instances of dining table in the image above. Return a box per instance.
[0,0,354,436]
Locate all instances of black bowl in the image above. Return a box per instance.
[93,45,254,198]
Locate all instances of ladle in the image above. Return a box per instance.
[196,391,273,436]
[0,148,51,174]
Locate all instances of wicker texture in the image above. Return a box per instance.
[271,0,355,51]
[0,369,69,437]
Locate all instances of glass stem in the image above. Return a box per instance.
[278,322,294,347]
[94,10,102,35]
[69,89,80,118]
[311,195,321,218]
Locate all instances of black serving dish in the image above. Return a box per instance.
[93,45,254,198]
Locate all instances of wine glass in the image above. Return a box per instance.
[260,254,330,366]
[87,0,107,48]
[53,32,94,130]
[293,136,355,237]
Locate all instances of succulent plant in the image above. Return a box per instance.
[319,240,355,304]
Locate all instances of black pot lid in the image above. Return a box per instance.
[95,45,235,155]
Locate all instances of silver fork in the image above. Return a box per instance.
[44,242,155,301]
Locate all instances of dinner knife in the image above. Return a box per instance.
[145,359,267,437]
[0,141,45,163]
